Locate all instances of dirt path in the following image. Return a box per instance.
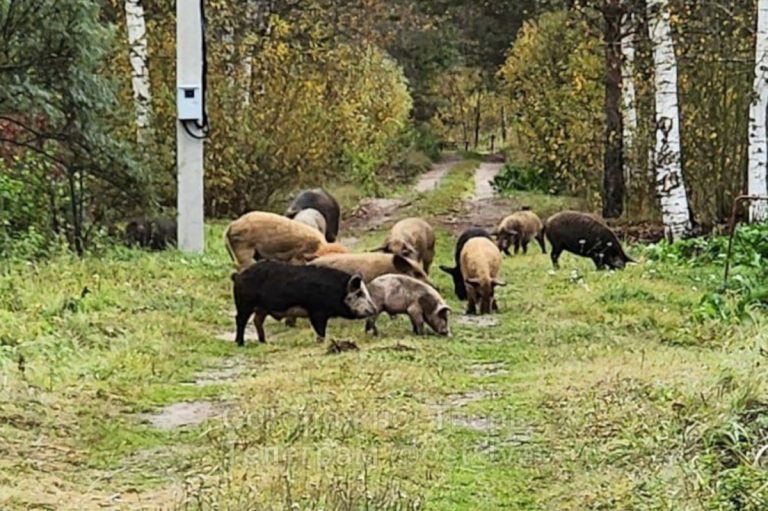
[340,155,463,239]
[414,154,460,193]
[472,162,503,201]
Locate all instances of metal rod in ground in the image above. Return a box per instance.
[723,195,768,288]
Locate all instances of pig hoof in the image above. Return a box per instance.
[316,335,325,344]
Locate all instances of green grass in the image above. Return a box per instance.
[1,161,768,509]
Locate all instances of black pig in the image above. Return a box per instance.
[125,217,177,250]
[439,227,493,300]
[285,188,341,243]
[231,260,376,345]
[545,211,634,270]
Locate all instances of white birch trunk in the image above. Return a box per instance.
[621,12,638,192]
[124,0,152,143]
[648,0,691,242]
[748,0,768,222]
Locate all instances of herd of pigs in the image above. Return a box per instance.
[123,188,634,346]
[213,188,635,347]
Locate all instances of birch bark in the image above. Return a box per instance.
[748,0,768,222]
[648,0,691,242]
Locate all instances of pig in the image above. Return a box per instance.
[310,253,429,284]
[231,260,377,345]
[285,188,341,243]
[439,227,492,300]
[545,211,634,270]
[375,217,436,273]
[460,237,505,315]
[494,210,545,255]
[224,211,338,271]
[125,217,177,250]
[364,274,451,336]
[292,208,327,236]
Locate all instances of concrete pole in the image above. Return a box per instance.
[176,0,205,253]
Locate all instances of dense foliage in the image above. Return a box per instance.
[0,0,148,255]
[648,223,768,319]
[498,11,603,205]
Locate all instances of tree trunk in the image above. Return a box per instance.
[748,0,768,222]
[473,95,481,148]
[602,1,625,219]
[648,0,692,242]
[500,105,507,143]
[124,0,153,143]
[621,11,638,203]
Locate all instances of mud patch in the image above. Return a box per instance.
[140,400,229,430]
[342,198,409,231]
[469,362,509,377]
[186,357,246,386]
[455,315,499,328]
[451,415,497,432]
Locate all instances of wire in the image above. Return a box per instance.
[183,0,210,140]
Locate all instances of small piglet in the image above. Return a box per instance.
[232,260,377,345]
[364,274,451,336]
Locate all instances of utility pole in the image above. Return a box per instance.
[176,0,206,253]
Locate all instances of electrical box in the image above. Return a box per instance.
[177,84,203,121]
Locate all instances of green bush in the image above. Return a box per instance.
[491,163,562,195]
[648,223,768,319]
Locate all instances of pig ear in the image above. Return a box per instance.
[437,305,451,318]
[392,254,412,272]
[347,273,364,292]
[492,278,506,287]
[465,278,481,288]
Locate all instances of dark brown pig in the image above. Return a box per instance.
[285,188,341,242]
[125,217,177,250]
[460,237,505,315]
[494,210,545,255]
[364,274,451,336]
[545,211,634,270]
[439,227,492,300]
[376,217,436,273]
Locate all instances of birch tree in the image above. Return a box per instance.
[748,0,768,222]
[620,11,638,194]
[241,0,271,106]
[124,0,152,143]
[648,0,691,242]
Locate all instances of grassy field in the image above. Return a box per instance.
[1,160,767,510]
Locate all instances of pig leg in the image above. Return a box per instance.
[550,247,562,269]
[536,234,547,254]
[232,245,256,271]
[466,293,477,315]
[522,240,529,254]
[407,304,425,335]
[309,313,329,343]
[492,298,499,312]
[513,238,521,255]
[252,309,268,343]
[365,315,380,336]
[235,310,251,346]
